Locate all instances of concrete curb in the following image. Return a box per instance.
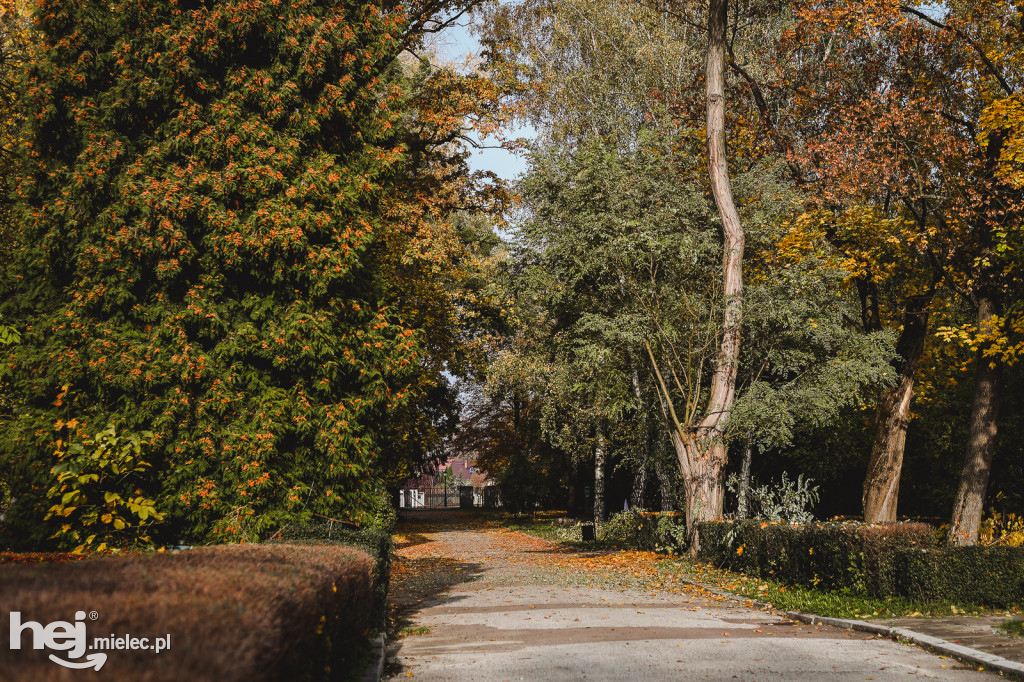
[683,579,1024,679]
[361,633,386,682]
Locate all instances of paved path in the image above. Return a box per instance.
[868,616,1024,666]
[385,512,999,681]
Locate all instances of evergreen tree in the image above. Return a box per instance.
[0,0,461,544]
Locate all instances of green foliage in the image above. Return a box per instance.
[727,472,820,524]
[480,0,896,518]
[670,559,977,620]
[0,324,17,347]
[998,620,1024,638]
[599,509,687,554]
[700,519,1024,607]
[0,0,432,545]
[896,546,1024,607]
[44,421,162,552]
[699,519,938,594]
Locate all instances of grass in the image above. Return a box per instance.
[499,512,1023,621]
[997,620,1024,638]
[400,626,431,636]
[501,513,618,549]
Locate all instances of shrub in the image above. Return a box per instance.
[44,421,163,553]
[273,515,394,631]
[0,544,380,681]
[600,509,687,553]
[895,546,1024,606]
[727,472,820,524]
[979,507,1024,547]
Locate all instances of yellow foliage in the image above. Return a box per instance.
[980,94,1024,189]
[979,505,1024,547]
[770,204,928,284]
[44,422,163,553]
[935,312,1024,367]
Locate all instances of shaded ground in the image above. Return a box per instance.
[386,511,998,680]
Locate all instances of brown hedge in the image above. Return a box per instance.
[1,544,377,681]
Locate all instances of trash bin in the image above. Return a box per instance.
[581,523,596,542]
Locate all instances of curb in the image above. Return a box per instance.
[361,633,386,682]
[684,580,1024,679]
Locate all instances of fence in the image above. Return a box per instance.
[398,484,500,509]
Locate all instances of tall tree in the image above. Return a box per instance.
[770,0,1024,536]
[482,0,894,544]
[0,0,492,545]
[669,0,744,548]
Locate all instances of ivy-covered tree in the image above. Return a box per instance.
[0,0,485,546]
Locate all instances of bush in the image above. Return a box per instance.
[1,544,380,681]
[696,519,988,600]
[702,520,1024,607]
[600,509,687,553]
[273,515,394,631]
[44,421,163,553]
[728,472,820,524]
[895,546,1024,606]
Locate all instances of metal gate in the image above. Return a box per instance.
[398,484,499,509]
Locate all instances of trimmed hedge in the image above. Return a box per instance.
[1,544,379,681]
[273,521,394,631]
[895,546,1024,606]
[699,520,1024,607]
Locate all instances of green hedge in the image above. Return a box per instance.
[699,520,1024,607]
[895,546,1024,605]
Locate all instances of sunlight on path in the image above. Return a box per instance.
[385,512,996,681]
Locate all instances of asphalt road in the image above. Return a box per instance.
[385,512,998,681]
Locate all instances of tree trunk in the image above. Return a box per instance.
[631,465,648,509]
[643,0,742,556]
[679,0,743,555]
[862,376,914,522]
[862,291,934,522]
[737,445,752,520]
[671,432,727,549]
[948,294,1002,545]
[653,437,675,512]
[594,424,607,524]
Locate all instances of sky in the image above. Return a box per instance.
[427,14,532,182]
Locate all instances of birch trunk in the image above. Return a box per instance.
[631,466,648,509]
[594,425,607,524]
[737,445,752,520]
